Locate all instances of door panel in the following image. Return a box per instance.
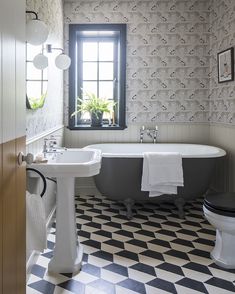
[2,34,16,143]
[0,144,2,294]
[0,0,26,292]
[2,138,26,294]
[16,137,26,294]
[16,39,26,139]
[2,140,17,293]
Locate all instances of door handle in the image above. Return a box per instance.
[17,152,34,166]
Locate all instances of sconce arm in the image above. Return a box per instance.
[26,10,39,20]
[46,44,64,54]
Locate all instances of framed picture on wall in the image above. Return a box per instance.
[218,47,234,83]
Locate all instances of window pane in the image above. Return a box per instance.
[27,81,42,99]
[27,62,42,80]
[99,42,114,61]
[99,81,113,99]
[82,81,97,97]
[42,81,48,94]
[83,42,98,61]
[26,44,42,61]
[83,62,97,80]
[99,62,114,80]
[80,112,90,120]
[42,68,48,80]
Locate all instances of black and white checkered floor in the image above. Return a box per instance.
[27,194,235,294]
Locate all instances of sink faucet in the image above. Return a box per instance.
[43,135,65,157]
[140,125,158,143]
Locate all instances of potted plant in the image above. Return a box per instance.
[72,91,116,127]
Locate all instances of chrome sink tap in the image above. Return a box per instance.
[43,135,65,157]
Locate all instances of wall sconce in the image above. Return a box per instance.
[47,44,71,70]
[33,44,71,70]
[26,11,49,45]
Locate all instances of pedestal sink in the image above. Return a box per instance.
[31,148,101,273]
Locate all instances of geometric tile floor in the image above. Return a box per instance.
[27,194,235,294]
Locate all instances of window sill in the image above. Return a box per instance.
[67,124,127,130]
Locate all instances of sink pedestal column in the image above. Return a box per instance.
[48,177,83,273]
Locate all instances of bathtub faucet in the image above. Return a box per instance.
[140,125,145,143]
[139,125,158,143]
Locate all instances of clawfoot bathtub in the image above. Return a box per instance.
[86,143,226,219]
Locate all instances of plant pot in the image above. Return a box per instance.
[91,111,103,127]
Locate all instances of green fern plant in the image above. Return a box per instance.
[71,91,116,118]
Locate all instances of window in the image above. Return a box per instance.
[68,24,127,129]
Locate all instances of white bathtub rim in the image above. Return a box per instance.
[85,143,226,158]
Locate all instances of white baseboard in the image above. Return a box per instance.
[75,177,97,195]
[26,205,56,281]
[76,187,99,196]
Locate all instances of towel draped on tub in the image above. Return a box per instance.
[141,152,184,197]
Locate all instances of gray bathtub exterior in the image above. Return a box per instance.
[94,156,222,218]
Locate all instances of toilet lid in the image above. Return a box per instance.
[204,192,235,212]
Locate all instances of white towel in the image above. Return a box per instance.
[141,152,184,197]
[26,191,47,252]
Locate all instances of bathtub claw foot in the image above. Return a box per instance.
[123,198,135,220]
[174,197,185,219]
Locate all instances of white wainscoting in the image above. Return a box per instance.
[210,124,235,192]
[65,123,210,148]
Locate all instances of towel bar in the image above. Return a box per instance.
[26,167,47,198]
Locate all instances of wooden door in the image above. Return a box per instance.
[0,0,26,293]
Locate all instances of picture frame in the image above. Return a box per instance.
[218,47,234,83]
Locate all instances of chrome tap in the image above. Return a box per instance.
[140,125,145,143]
[140,125,158,143]
[43,135,65,157]
[153,125,158,143]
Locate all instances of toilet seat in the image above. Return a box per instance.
[203,192,235,269]
[204,193,235,217]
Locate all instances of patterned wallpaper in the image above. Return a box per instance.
[25,0,235,135]
[26,0,64,139]
[63,0,211,125]
[209,0,235,125]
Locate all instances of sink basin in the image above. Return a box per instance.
[32,148,101,177]
[30,148,101,274]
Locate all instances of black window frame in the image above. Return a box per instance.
[68,23,127,130]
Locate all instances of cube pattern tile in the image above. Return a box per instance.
[27,194,235,294]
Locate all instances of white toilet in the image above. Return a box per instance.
[203,193,235,269]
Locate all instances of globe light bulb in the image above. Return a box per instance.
[33,53,48,70]
[26,19,49,45]
[55,53,71,70]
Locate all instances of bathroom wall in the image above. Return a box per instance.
[209,0,235,191]
[63,0,235,192]
[63,0,211,147]
[26,0,64,145]
[25,0,65,267]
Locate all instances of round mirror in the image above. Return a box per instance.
[26,43,48,110]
